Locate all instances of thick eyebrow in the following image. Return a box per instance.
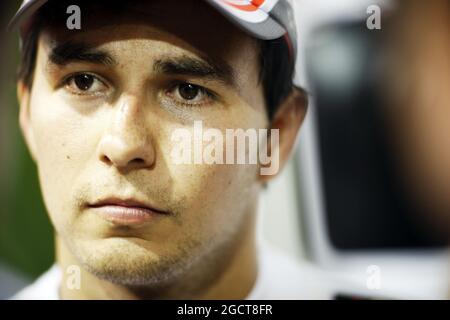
[48,41,117,67]
[47,42,235,87]
[153,56,235,87]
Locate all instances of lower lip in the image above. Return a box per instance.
[90,205,160,226]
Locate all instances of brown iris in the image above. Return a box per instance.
[73,74,95,91]
[178,83,199,100]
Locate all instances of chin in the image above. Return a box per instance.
[70,237,195,286]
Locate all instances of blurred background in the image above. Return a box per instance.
[1,0,449,299]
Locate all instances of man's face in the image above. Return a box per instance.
[22,0,268,285]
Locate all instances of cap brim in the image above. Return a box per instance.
[205,0,286,40]
[8,0,48,32]
[8,0,286,40]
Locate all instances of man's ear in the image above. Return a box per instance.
[259,87,308,183]
[17,81,38,162]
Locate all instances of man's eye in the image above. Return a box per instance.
[178,83,200,100]
[64,73,108,95]
[168,82,213,106]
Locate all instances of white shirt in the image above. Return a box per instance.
[12,244,336,300]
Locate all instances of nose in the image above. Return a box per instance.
[97,96,155,170]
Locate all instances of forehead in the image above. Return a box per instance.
[39,0,261,76]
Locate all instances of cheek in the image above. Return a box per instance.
[159,112,264,236]
[168,161,259,239]
[29,89,101,225]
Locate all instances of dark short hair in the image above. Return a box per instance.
[18,0,296,120]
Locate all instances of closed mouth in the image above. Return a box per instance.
[88,197,168,226]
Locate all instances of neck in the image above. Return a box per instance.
[57,211,258,300]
